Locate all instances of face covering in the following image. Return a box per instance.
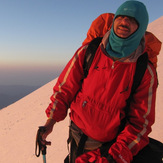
[106,0,149,58]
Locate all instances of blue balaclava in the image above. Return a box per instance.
[106,0,149,58]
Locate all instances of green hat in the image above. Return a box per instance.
[106,0,149,58]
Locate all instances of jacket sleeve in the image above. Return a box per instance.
[45,45,87,122]
[109,63,158,163]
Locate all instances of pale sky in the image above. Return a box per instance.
[0,0,162,86]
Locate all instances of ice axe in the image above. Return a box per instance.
[35,126,50,163]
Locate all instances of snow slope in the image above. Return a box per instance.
[147,16,163,140]
[0,17,162,163]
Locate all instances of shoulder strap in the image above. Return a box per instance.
[126,52,148,107]
[131,52,148,95]
[83,37,103,78]
[121,52,149,128]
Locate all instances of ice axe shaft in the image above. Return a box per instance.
[43,154,46,163]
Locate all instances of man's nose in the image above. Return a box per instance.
[121,17,130,25]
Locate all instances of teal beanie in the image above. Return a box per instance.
[106,0,149,58]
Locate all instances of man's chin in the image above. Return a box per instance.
[116,33,129,38]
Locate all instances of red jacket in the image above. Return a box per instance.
[46,36,158,162]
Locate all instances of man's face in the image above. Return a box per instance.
[113,16,138,38]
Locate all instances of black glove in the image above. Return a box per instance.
[105,154,116,163]
[99,141,116,163]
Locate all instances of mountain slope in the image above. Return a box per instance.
[0,79,69,162]
[147,16,163,140]
[0,17,163,163]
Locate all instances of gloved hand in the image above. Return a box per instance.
[40,118,56,146]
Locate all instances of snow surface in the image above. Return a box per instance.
[0,17,163,163]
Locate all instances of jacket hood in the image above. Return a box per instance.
[106,0,149,58]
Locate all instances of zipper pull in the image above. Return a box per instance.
[82,101,87,107]
[111,61,115,69]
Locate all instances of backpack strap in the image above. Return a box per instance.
[83,37,103,78]
[131,52,148,95]
[76,133,88,157]
[119,52,148,132]
[125,52,148,117]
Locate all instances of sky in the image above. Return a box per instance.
[0,0,163,86]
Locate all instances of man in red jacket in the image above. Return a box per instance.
[40,1,158,163]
